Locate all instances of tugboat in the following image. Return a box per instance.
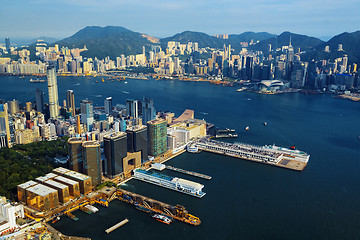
[245,126,250,131]
[152,214,172,225]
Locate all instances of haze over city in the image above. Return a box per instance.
[1,0,360,40]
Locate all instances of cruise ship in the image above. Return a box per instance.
[133,169,206,198]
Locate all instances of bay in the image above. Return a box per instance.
[1,76,360,240]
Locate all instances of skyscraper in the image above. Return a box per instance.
[127,125,148,163]
[80,99,93,132]
[103,132,127,178]
[47,65,59,119]
[0,103,11,147]
[7,99,19,114]
[82,140,102,186]
[147,118,167,157]
[104,97,112,115]
[35,89,44,113]
[5,37,10,53]
[66,90,75,117]
[142,97,156,124]
[68,137,85,173]
[126,99,139,119]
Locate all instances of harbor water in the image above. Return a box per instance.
[1,76,360,240]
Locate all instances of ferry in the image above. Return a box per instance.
[133,169,206,198]
[152,214,172,225]
[30,78,46,83]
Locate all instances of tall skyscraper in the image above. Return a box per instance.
[66,90,75,117]
[47,65,59,119]
[104,97,112,115]
[25,102,32,112]
[142,97,156,124]
[35,88,44,113]
[5,37,10,53]
[0,103,11,147]
[82,140,102,186]
[80,99,93,132]
[126,99,139,119]
[127,125,148,163]
[103,132,127,178]
[68,137,85,173]
[147,118,167,157]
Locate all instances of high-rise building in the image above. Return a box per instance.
[68,137,85,173]
[0,103,11,147]
[47,65,59,119]
[142,97,156,124]
[103,132,127,178]
[5,37,10,53]
[80,99,93,132]
[35,88,44,113]
[66,90,75,117]
[127,125,148,163]
[147,118,167,157]
[126,99,139,119]
[104,97,112,115]
[82,140,102,186]
[7,99,19,114]
[25,102,32,112]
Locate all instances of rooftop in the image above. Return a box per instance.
[103,131,126,140]
[26,184,57,197]
[82,140,100,147]
[147,118,167,125]
[64,170,91,181]
[176,178,204,190]
[18,180,38,189]
[68,137,85,144]
[54,176,79,186]
[53,167,70,175]
[44,180,68,190]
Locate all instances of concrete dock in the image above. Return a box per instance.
[195,139,310,171]
[165,165,212,180]
[105,218,129,234]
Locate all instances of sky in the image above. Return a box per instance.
[1,0,359,42]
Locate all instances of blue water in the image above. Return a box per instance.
[1,76,360,240]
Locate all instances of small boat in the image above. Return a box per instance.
[51,216,60,224]
[264,122,267,126]
[152,214,172,225]
[245,126,249,131]
[124,81,128,84]
[289,146,296,150]
[30,78,46,83]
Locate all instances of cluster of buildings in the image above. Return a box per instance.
[0,36,358,91]
[17,167,91,212]
[0,64,207,187]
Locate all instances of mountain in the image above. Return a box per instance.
[161,31,273,51]
[302,31,360,65]
[250,31,324,52]
[161,31,225,49]
[228,32,273,43]
[56,26,157,59]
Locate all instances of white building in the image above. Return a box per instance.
[0,197,24,235]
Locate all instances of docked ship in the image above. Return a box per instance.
[187,144,199,153]
[152,214,173,224]
[217,128,236,133]
[133,169,206,198]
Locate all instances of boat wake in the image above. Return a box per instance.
[121,90,130,94]
[199,112,208,115]
[95,95,102,98]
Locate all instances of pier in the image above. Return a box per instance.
[195,139,310,171]
[105,218,129,234]
[165,165,212,180]
[116,188,201,226]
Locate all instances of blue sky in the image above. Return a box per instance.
[1,0,359,41]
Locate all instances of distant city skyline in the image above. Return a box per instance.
[1,0,359,42]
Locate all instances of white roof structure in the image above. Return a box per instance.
[26,184,57,197]
[175,178,204,190]
[18,180,38,189]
